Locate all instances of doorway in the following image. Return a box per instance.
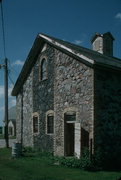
[64,113,76,156]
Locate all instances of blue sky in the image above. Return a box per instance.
[0,0,121,125]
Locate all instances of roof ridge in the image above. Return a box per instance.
[12,33,121,96]
[39,33,121,63]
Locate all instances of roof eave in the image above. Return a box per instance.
[12,33,121,96]
[40,34,95,65]
[12,35,45,96]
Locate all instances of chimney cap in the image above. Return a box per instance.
[103,32,115,40]
[91,32,115,43]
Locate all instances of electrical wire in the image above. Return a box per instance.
[8,68,15,85]
[0,1,6,58]
[8,73,15,86]
[8,60,19,76]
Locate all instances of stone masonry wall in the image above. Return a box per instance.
[54,50,94,156]
[16,43,94,154]
[32,44,55,151]
[16,71,33,147]
[94,67,121,165]
[22,71,33,147]
[16,92,23,143]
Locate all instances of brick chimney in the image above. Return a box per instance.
[91,32,115,56]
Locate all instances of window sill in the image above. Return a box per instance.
[33,132,39,136]
[46,133,54,136]
[39,78,48,82]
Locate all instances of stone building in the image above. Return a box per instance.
[12,32,121,160]
[3,106,16,137]
[8,106,16,136]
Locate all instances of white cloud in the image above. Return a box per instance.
[0,86,4,98]
[8,85,14,97]
[74,40,83,45]
[0,106,4,111]
[10,99,16,106]
[0,84,14,98]
[12,60,24,66]
[115,13,121,20]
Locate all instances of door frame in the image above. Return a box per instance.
[64,113,76,156]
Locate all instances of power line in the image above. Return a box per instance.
[0,1,6,58]
[8,60,19,75]
[8,71,15,86]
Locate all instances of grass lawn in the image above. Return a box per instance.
[0,148,121,180]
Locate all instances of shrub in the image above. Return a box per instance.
[54,148,103,171]
[54,149,93,170]
[58,156,81,168]
[22,147,102,171]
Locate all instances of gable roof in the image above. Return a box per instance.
[8,106,16,121]
[3,106,16,123]
[12,33,121,96]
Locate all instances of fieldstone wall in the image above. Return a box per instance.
[22,72,33,147]
[16,71,33,147]
[16,43,94,155]
[94,67,121,166]
[54,50,94,156]
[16,44,55,150]
[32,44,55,152]
[16,92,23,143]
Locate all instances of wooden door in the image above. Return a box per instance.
[64,122,74,156]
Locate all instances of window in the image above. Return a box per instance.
[9,127,13,136]
[47,115,54,134]
[33,115,39,133]
[66,114,76,122]
[64,111,76,123]
[41,58,47,80]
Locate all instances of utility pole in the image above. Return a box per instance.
[4,58,9,148]
[0,59,9,148]
[0,0,9,148]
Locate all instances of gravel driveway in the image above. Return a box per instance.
[0,139,16,148]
